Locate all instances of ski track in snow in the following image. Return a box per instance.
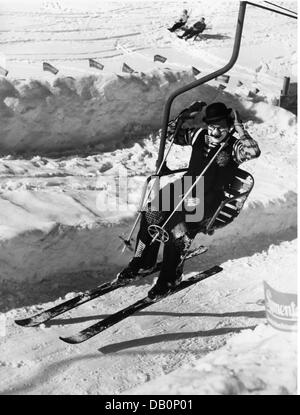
[0,0,297,395]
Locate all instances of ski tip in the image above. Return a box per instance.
[59,335,84,344]
[15,318,36,327]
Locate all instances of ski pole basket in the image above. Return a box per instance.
[148,224,170,243]
[204,168,254,234]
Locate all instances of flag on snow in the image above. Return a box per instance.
[218,84,227,91]
[89,58,104,70]
[154,54,167,63]
[215,74,230,83]
[192,66,201,76]
[0,65,8,76]
[43,62,59,75]
[122,63,134,74]
[251,86,260,94]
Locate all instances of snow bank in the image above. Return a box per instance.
[125,324,297,395]
[1,66,296,155]
[0,69,212,154]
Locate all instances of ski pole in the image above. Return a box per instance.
[149,130,234,244]
[120,119,184,252]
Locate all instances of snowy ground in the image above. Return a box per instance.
[0,0,297,395]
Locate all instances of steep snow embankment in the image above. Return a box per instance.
[0,68,215,154]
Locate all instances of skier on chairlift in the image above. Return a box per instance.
[117,101,261,299]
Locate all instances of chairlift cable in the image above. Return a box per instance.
[263,1,297,15]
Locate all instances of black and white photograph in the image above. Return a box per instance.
[0,0,297,396]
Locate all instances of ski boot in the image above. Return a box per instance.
[148,274,182,300]
[115,257,142,284]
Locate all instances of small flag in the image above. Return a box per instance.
[122,62,134,74]
[255,64,262,73]
[0,65,8,76]
[248,86,260,98]
[215,74,230,83]
[192,66,201,76]
[43,62,59,75]
[154,54,167,63]
[251,86,260,94]
[89,58,104,70]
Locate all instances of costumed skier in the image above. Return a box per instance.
[117,102,261,299]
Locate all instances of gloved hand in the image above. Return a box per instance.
[178,101,207,121]
[235,133,261,162]
[167,101,206,144]
[167,119,177,137]
[231,109,246,138]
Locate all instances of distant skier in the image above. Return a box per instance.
[178,17,206,40]
[168,9,189,32]
[117,102,261,299]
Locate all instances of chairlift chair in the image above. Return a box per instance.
[139,166,254,237]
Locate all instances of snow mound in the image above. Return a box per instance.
[1,65,297,155]
[0,68,206,154]
[125,324,297,395]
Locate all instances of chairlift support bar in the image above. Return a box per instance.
[156,1,297,169]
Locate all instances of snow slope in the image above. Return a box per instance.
[0,0,297,396]
[126,324,297,395]
[0,240,296,395]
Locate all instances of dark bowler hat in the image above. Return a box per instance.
[203,102,232,123]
